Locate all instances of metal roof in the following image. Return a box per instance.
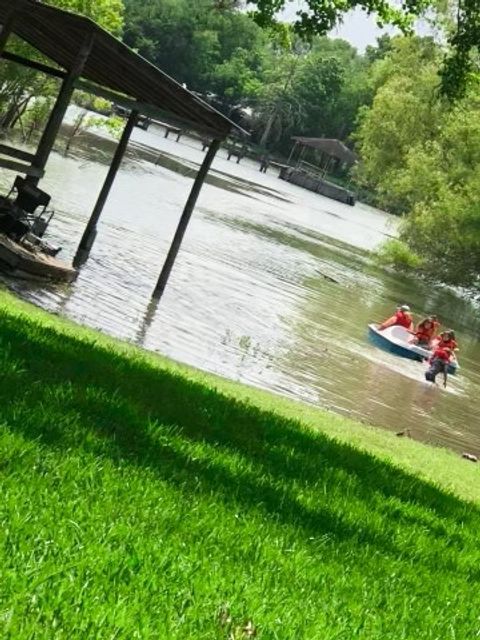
[0,0,240,139]
[292,137,357,165]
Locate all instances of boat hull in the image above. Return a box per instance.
[0,234,76,283]
[368,324,458,375]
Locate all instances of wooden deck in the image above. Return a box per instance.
[0,234,77,282]
[279,167,355,206]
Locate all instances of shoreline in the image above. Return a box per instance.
[1,287,478,504]
[1,287,480,638]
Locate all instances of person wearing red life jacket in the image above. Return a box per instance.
[378,304,414,331]
[434,329,458,352]
[425,345,452,387]
[413,315,440,347]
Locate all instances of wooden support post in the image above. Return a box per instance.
[0,0,27,55]
[1,51,66,80]
[0,143,35,163]
[27,32,95,186]
[151,139,220,300]
[287,141,298,166]
[73,109,138,267]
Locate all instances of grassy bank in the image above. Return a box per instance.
[0,289,479,639]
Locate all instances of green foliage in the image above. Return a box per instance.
[122,2,378,153]
[43,0,125,35]
[0,0,125,132]
[123,0,267,95]
[355,35,480,289]
[440,0,480,98]
[21,97,55,141]
[244,0,480,99]
[402,176,480,287]
[245,0,430,36]
[210,47,263,101]
[251,36,374,151]
[2,290,480,638]
[354,37,443,212]
[375,238,424,272]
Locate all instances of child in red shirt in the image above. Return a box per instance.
[414,315,440,346]
[425,346,452,387]
[435,330,458,352]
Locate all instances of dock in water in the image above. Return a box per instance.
[279,166,355,206]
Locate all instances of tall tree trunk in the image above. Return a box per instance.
[260,110,276,148]
[10,95,32,129]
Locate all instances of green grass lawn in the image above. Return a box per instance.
[0,289,479,639]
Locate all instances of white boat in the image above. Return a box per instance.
[368,324,458,375]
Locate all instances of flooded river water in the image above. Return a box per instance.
[1,119,480,454]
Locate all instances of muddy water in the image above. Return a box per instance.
[1,120,479,454]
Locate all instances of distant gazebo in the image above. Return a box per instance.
[279,137,357,206]
[288,137,357,175]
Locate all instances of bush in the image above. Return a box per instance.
[374,238,424,271]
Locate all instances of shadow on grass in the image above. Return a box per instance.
[0,310,478,570]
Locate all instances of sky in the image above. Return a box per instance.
[280,1,397,52]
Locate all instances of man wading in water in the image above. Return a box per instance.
[425,346,453,387]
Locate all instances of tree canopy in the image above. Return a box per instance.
[355,35,480,289]
[245,0,480,98]
[44,0,125,35]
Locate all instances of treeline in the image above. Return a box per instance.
[355,36,480,291]
[122,0,391,155]
[122,1,480,293]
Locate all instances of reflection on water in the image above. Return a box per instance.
[1,118,479,454]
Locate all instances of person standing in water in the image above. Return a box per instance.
[425,346,452,387]
[378,304,414,331]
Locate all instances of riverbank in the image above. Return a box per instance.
[1,288,479,639]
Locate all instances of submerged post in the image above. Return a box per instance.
[73,109,138,267]
[152,138,220,300]
[27,31,94,186]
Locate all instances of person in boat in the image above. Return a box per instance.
[425,346,453,387]
[412,315,440,347]
[378,304,414,331]
[435,329,459,353]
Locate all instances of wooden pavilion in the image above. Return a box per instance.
[0,0,244,298]
[280,137,357,205]
[288,137,357,172]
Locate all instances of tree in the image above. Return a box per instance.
[123,0,267,94]
[209,48,263,103]
[122,2,377,153]
[245,0,480,99]
[353,37,444,213]
[44,0,124,36]
[251,35,369,152]
[245,0,431,37]
[0,0,125,131]
[354,34,480,289]
[252,49,304,148]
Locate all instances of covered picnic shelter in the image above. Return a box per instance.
[288,137,357,172]
[0,0,243,299]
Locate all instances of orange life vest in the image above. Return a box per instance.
[416,320,435,342]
